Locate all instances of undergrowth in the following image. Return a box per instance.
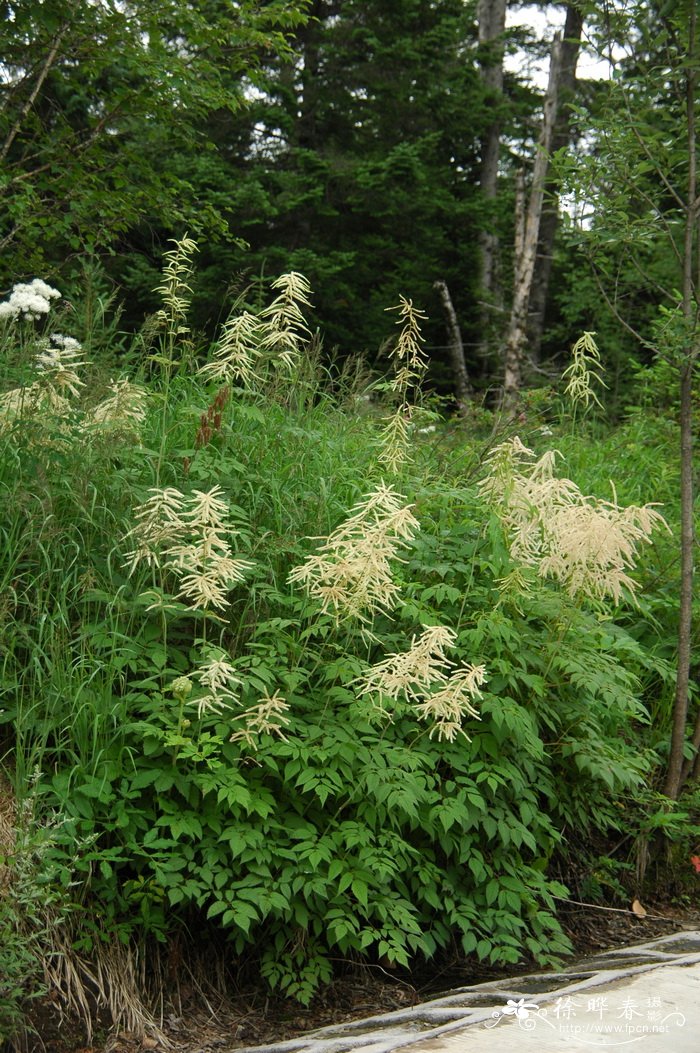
[0,244,696,1046]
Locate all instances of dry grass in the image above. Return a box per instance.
[0,771,17,893]
[41,935,169,1048]
[0,774,166,1049]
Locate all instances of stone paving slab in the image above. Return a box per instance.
[232,932,700,1053]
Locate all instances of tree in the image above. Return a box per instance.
[0,0,308,285]
[502,28,564,408]
[167,0,491,371]
[527,1,584,360]
[434,278,472,406]
[476,0,508,359]
[562,0,698,799]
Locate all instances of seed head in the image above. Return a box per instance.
[171,676,193,700]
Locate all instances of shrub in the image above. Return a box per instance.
[0,248,674,1036]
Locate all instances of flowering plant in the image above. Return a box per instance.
[0,279,61,321]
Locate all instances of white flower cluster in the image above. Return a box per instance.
[379,297,429,474]
[0,333,86,430]
[192,650,242,718]
[229,689,291,748]
[198,272,313,386]
[199,311,262,386]
[34,337,86,398]
[155,234,198,333]
[124,485,254,612]
[46,333,81,353]
[354,624,487,741]
[87,378,148,432]
[563,331,607,410]
[169,657,291,747]
[480,437,668,604]
[0,279,61,321]
[258,271,312,370]
[288,483,420,623]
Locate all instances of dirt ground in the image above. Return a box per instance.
[14,899,700,1053]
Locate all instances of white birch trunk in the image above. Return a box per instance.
[502,33,562,410]
[477,0,507,358]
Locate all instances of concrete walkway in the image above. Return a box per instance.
[234,932,700,1053]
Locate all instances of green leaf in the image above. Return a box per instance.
[351,879,368,908]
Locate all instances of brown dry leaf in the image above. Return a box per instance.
[631,898,647,918]
[140,1039,159,1051]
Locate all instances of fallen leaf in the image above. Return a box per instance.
[631,898,647,918]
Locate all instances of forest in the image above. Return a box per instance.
[0,0,698,1049]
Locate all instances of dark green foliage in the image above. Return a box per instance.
[2,0,700,1034]
[0,0,308,285]
[96,0,506,380]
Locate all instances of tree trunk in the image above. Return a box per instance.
[527,3,584,360]
[665,2,697,799]
[672,362,697,794]
[502,33,562,410]
[476,0,507,359]
[433,279,472,408]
